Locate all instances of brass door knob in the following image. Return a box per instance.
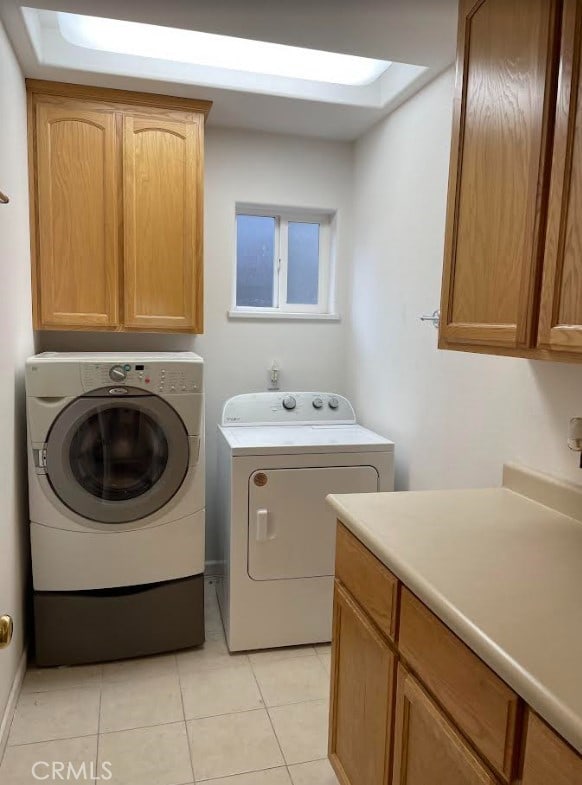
[0,615,13,649]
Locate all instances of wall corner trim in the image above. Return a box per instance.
[0,647,27,762]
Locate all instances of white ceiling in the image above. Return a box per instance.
[0,0,458,140]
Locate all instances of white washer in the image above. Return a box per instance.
[26,351,205,665]
[217,392,394,651]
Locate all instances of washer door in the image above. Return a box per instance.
[46,391,189,523]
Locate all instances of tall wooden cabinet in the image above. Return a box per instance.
[440,0,582,362]
[28,81,211,333]
[440,0,558,351]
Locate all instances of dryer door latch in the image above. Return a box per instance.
[33,444,48,475]
[256,509,270,542]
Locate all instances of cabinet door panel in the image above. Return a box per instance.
[522,712,582,785]
[35,102,119,328]
[399,589,519,781]
[123,115,203,332]
[392,666,499,785]
[440,0,558,349]
[329,581,395,785]
[538,0,582,352]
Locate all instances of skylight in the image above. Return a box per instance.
[56,12,391,87]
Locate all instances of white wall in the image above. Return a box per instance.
[39,127,354,563]
[347,68,582,492]
[0,21,35,735]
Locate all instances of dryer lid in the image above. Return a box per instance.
[219,423,394,456]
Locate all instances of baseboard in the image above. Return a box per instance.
[0,647,27,763]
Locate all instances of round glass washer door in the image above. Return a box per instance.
[45,390,190,524]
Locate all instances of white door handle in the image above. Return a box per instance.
[256,509,269,541]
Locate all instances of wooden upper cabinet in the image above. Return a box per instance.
[28,82,211,333]
[34,101,120,329]
[392,666,500,785]
[440,0,559,350]
[538,0,582,353]
[123,115,203,332]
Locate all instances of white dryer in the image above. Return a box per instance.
[217,392,394,652]
[26,352,205,665]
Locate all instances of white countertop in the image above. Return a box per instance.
[327,465,582,754]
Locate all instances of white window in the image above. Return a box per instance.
[230,204,337,319]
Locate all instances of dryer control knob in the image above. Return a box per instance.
[328,396,340,410]
[109,365,127,382]
[282,395,297,411]
[312,397,324,409]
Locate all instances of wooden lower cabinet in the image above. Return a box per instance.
[392,665,499,785]
[330,523,582,785]
[329,580,395,785]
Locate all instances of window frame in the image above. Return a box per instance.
[231,204,336,318]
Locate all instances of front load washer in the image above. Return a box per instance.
[26,352,205,665]
[216,392,394,651]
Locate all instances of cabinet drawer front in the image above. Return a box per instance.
[399,590,519,781]
[330,581,396,785]
[393,665,499,785]
[522,712,582,785]
[335,523,398,640]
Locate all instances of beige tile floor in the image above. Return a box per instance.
[0,581,339,784]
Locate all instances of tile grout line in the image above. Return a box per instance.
[7,731,100,749]
[250,650,332,778]
[176,650,198,785]
[8,673,330,744]
[248,656,288,769]
[95,666,103,785]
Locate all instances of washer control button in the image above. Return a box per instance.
[109,365,127,382]
[312,397,324,409]
[282,395,297,411]
[328,396,340,410]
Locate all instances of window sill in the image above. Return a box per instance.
[227,310,341,322]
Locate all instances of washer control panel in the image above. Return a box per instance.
[222,392,355,425]
[82,362,202,394]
